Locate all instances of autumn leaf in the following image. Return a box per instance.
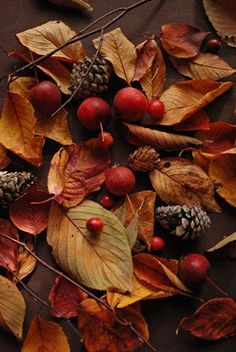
[170,53,236,80]
[0,93,44,166]
[9,187,51,236]
[203,0,236,47]
[49,276,88,318]
[22,315,70,352]
[47,138,111,208]
[16,20,86,62]
[206,232,236,258]
[0,275,25,339]
[133,37,158,81]
[8,76,36,100]
[123,123,202,150]
[78,298,149,352]
[0,144,10,170]
[114,204,139,249]
[158,80,233,126]
[209,154,236,207]
[47,200,133,292]
[93,28,136,85]
[177,298,236,340]
[0,219,19,273]
[150,157,221,212]
[48,0,93,11]
[173,110,210,131]
[16,237,37,281]
[160,23,209,58]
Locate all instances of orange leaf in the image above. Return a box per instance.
[8,76,36,100]
[22,315,70,352]
[48,138,111,208]
[160,23,209,58]
[178,298,236,340]
[16,20,86,62]
[78,298,149,352]
[0,93,44,166]
[0,144,10,170]
[173,110,210,131]
[133,37,158,81]
[16,237,36,281]
[0,219,19,273]
[9,187,51,235]
[158,80,233,126]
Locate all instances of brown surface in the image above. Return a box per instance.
[0,0,236,351]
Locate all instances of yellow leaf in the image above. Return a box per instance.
[0,93,44,166]
[48,0,93,11]
[47,200,133,292]
[158,80,233,126]
[209,154,236,207]
[16,21,86,62]
[9,77,36,99]
[0,275,26,339]
[150,157,221,212]
[0,144,10,170]
[21,315,70,352]
[16,238,37,281]
[93,28,136,85]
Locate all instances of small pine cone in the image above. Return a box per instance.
[70,55,112,99]
[155,205,211,240]
[0,171,36,209]
[129,146,160,172]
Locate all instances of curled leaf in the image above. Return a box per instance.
[48,0,93,11]
[150,157,221,212]
[160,23,209,58]
[133,37,158,81]
[0,219,19,273]
[206,232,236,258]
[177,298,236,340]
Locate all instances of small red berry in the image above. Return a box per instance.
[105,166,136,197]
[77,97,111,131]
[178,253,211,290]
[206,38,221,53]
[100,194,114,209]
[148,99,165,119]
[151,236,165,252]
[86,217,104,234]
[98,131,114,149]
[113,87,149,122]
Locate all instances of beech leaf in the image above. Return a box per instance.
[0,275,26,339]
[173,110,210,131]
[158,80,233,126]
[21,315,70,352]
[78,298,149,352]
[8,76,36,100]
[47,200,133,292]
[160,23,209,58]
[48,0,93,11]
[16,20,86,62]
[47,138,111,208]
[16,238,37,281]
[0,144,10,170]
[171,53,236,80]
[177,298,236,340]
[0,93,44,166]
[150,157,221,212]
[9,187,51,236]
[206,232,236,258]
[0,219,19,273]
[93,28,136,85]
[123,122,202,150]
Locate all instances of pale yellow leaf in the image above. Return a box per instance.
[48,0,93,11]
[206,232,236,254]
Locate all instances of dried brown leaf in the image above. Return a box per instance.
[8,76,36,99]
[16,237,36,281]
[0,219,19,273]
[206,232,236,258]
[48,0,93,11]
[0,144,10,170]
[133,37,158,81]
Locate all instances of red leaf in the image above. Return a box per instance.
[9,187,51,236]
[173,110,210,131]
[0,219,19,272]
[133,37,158,81]
[178,298,236,340]
[48,276,88,318]
[197,121,236,154]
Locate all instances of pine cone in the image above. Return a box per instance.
[155,205,211,240]
[0,171,36,208]
[129,146,160,172]
[70,55,112,99]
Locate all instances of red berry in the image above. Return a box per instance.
[105,166,136,197]
[151,236,165,252]
[206,38,221,53]
[100,194,114,209]
[113,87,149,122]
[86,217,104,234]
[178,253,211,290]
[29,80,61,116]
[77,97,111,131]
[148,99,165,119]
[98,131,114,149]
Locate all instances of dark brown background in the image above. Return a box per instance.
[0,0,235,351]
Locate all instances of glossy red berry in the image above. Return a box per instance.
[178,253,211,290]
[98,131,114,149]
[86,217,104,234]
[105,166,136,197]
[29,80,61,116]
[206,38,221,53]
[113,87,149,122]
[100,194,114,209]
[151,236,165,252]
[148,99,165,119]
[77,97,111,131]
